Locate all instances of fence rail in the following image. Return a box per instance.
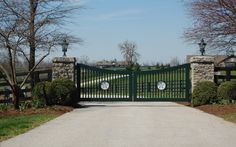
[214,66,236,85]
[0,69,52,103]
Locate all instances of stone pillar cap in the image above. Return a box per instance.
[190,56,214,63]
[53,57,76,63]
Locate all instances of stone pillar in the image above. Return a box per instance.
[190,56,215,92]
[52,57,76,83]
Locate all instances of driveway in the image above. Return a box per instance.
[1,102,236,147]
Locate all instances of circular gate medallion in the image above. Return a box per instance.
[100,81,110,90]
[157,81,166,90]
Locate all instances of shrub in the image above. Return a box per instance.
[126,64,133,71]
[192,81,217,107]
[126,63,141,71]
[32,81,51,107]
[32,97,46,108]
[32,79,78,106]
[50,78,78,106]
[0,103,12,111]
[217,81,236,103]
[19,100,32,111]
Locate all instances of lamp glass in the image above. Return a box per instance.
[62,40,69,51]
[198,39,206,55]
[62,39,69,56]
[228,49,234,56]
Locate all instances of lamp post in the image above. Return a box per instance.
[62,39,69,57]
[198,39,206,56]
[227,48,234,56]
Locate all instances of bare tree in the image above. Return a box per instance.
[0,0,82,109]
[78,55,90,64]
[184,0,236,53]
[169,57,180,67]
[118,40,140,67]
[0,0,82,86]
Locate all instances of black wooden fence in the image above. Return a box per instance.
[214,66,236,85]
[0,69,52,103]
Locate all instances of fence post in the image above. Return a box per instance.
[190,56,215,92]
[52,57,76,84]
[34,71,40,84]
[226,70,231,81]
[48,71,52,81]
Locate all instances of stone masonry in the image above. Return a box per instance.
[190,56,215,92]
[52,57,76,83]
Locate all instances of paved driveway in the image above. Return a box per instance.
[1,102,236,147]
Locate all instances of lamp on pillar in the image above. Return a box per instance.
[198,39,206,56]
[62,39,69,57]
[227,48,235,56]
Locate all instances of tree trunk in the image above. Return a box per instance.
[29,0,37,87]
[29,48,35,87]
[12,84,20,109]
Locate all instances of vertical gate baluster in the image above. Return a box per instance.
[185,64,190,101]
[154,71,157,99]
[115,73,117,99]
[77,64,81,100]
[129,72,132,101]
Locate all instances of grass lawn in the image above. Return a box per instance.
[0,105,73,141]
[0,114,57,141]
[222,113,236,123]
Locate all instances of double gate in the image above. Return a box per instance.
[77,64,191,102]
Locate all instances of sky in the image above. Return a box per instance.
[54,0,199,64]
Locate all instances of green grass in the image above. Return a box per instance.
[222,113,236,123]
[0,114,57,141]
[220,70,236,75]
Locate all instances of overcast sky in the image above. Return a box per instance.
[52,0,200,64]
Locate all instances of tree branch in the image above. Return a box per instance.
[20,50,51,88]
[0,64,13,89]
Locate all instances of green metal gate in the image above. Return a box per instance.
[77,64,191,102]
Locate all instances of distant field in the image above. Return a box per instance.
[105,66,164,71]
[220,70,236,75]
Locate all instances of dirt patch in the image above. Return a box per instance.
[177,102,236,123]
[177,102,191,106]
[195,104,236,116]
[177,102,236,116]
[0,105,73,117]
[0,95,4,100]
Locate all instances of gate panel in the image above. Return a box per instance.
[77,63,191,102]
[134,64,191,101]
[78,64,132,101]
